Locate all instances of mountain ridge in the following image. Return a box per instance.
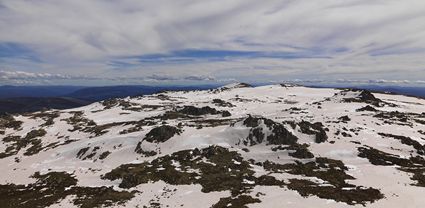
[0,83,424,207]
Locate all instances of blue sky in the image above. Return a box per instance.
[0,0,425,86]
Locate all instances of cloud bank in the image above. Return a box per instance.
[0,70,224,85]
[0,0,424,85]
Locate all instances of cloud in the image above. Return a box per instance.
[142,74,234,83]
[0,0,424,85]
[145,74,215,82]
[1,69,424,87]
[0,70,82,80]
[0,69,222,85]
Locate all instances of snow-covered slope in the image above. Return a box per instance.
[1,84,425,208]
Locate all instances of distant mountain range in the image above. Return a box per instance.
[306,84,425,99]
[0,97,90,114]
[0,85,86,98]
[0,85,218,115]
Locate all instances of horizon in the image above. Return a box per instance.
[2,80,425,88]
[1,1,425,86]
[2,82,425,100]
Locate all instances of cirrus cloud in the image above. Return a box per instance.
[0,0,425,85]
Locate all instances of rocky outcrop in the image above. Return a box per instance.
[242,116,298,146]
[0,114,22,131]
[178,106,231,117]
[338,115,351,123]
[340,89,396,107]
[297,121,328,143]
[272,144,314,159]
[358,146,425,187]
[356,105,378,112]
[378,133,425,155]
[143,125,182,143]
[0,172,134,208]
[135,125,182,155]
[212,99,234,107]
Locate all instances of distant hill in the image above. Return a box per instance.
[0,85,85,98]
[65,85,164,101]
[0,97,90,115]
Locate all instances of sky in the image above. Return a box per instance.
[1,0,425,86]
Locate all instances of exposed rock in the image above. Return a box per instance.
[297,121,328,143]
[280,83,302,87]
[358,146,425,187]
[28,111,60,126]
[188,118,235,128]
[0,114,22,130]
[0,128,47,158]
[134,143,157,157]
[98,151,111,160]
[212,99,235,107]
[178,105,230,117]
[62,111,97,132]
[339,89,395,107]
[143,125,182,143]
[287,179,383,206]
[272,144,314,159]
[241,116,298,146]
[119,119,157,134]
[338,115,351,123]
[104,146,258,195]
[104,145,383,206]
[77,147,90,159]
[25,129,47,140]
[373,111,421,126]
[221,110,232,117]
[378,133,425,155]
[357,105,378,112]
[212,195,261,208]
[262,158,384,205]
[415,119,425,125]
[0,171,134,208]
[77,146,101,160]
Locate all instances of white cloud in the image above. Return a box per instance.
[0,0,424,84]
[146,74,215,82]
[0,70,80,80]
[0,69,223,85]
[1,69,424,86]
